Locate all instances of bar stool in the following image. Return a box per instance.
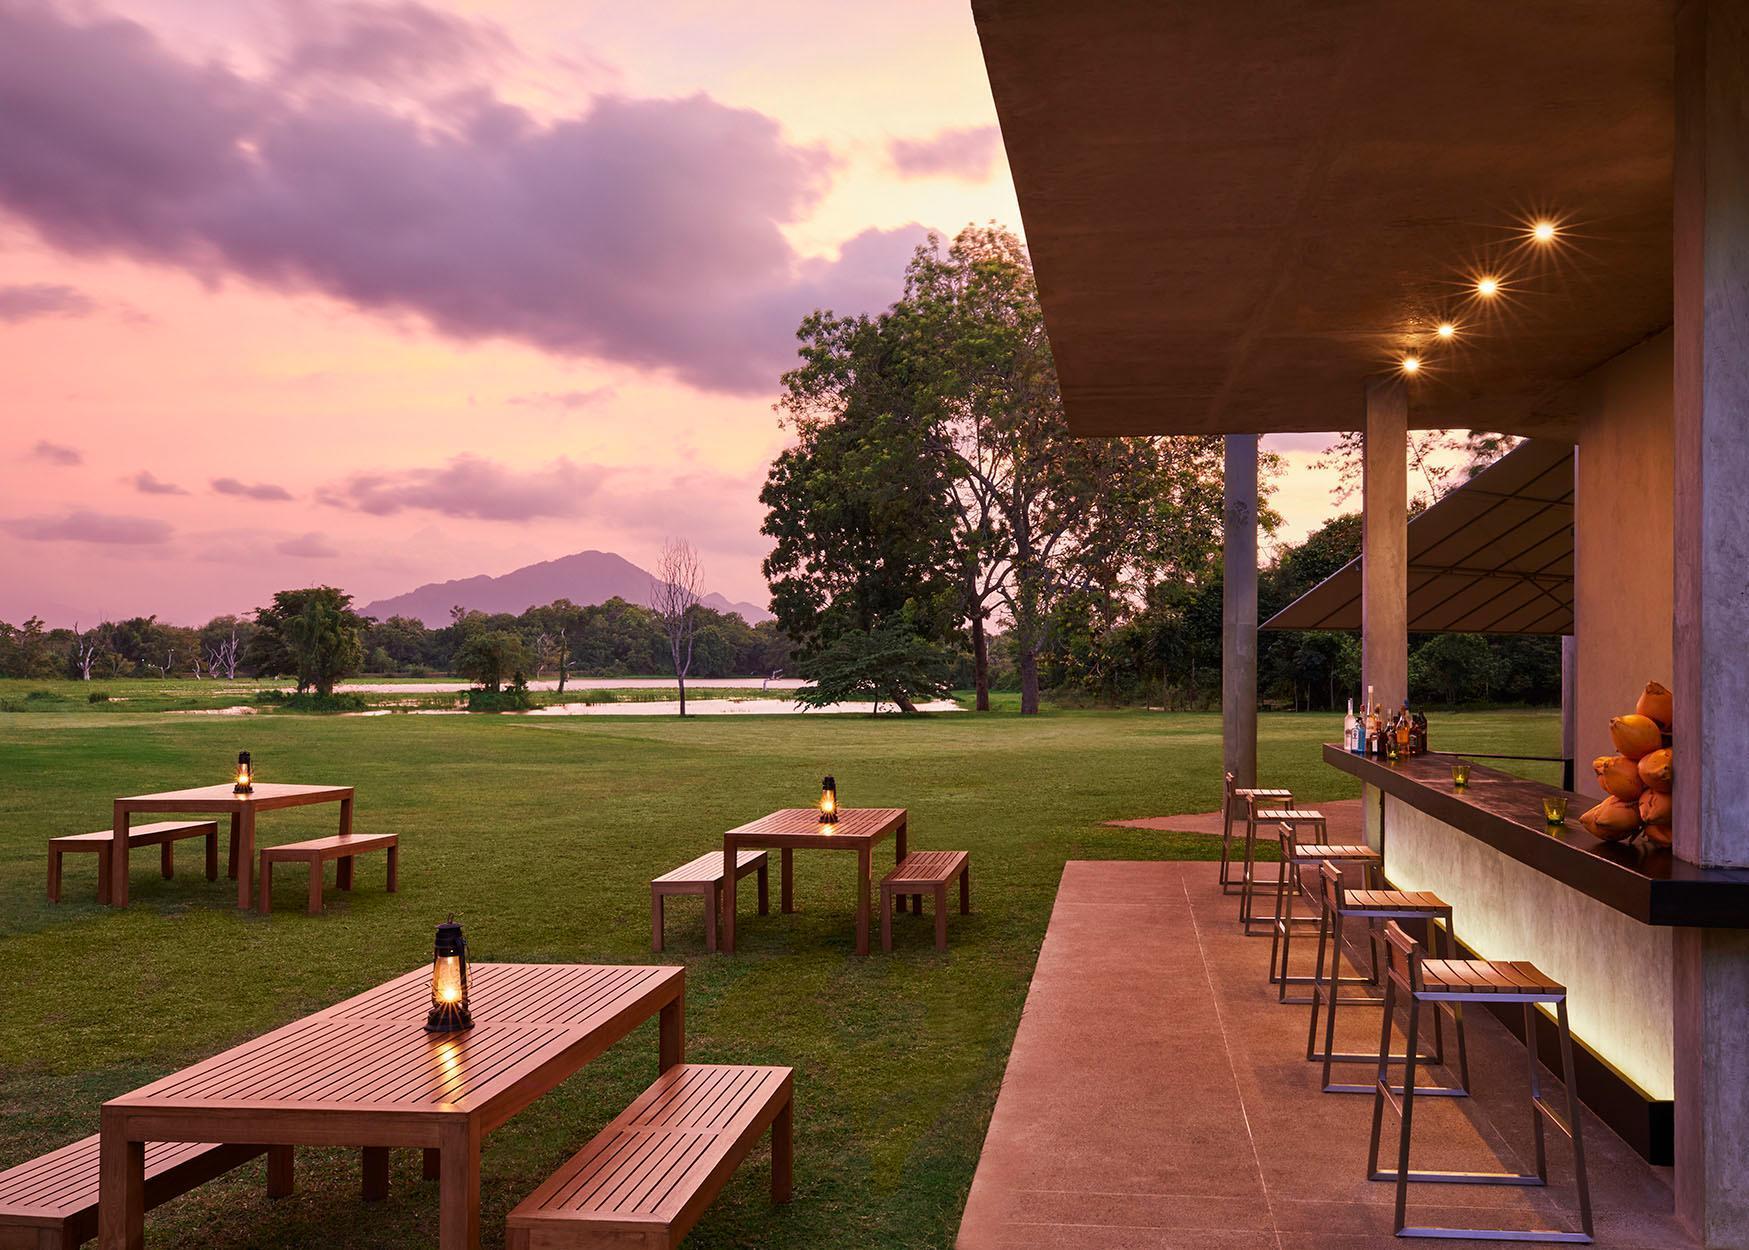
[1268,822,1381,1000]
[1219,772,1293,896]
[1367,921,1594,1244]
[1240,807,1328,936]
[1306,862,1469,1096]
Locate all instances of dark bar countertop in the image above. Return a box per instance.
[1325,744,1749,928]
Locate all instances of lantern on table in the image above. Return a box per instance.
[425,917,473,1033]
[819,775,839,826]
[232,751,254,795]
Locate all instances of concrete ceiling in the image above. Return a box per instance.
[971,1,1675,438]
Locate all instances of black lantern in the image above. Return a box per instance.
[819,775,838,825]
[425,917,473,1032]
[232,751,254,795]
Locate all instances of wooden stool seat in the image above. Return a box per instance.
[1368,921,1593,1243]
[1221,774,1295,897]
[651,849,768,953]
[506,1064,792,1250]
[880,851,969,951]
[258,833,398,915]
[48,821,219,904]
[0,1135,268,1249]
[1340,889,1447,913]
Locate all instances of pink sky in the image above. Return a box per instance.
[0,0,1345,627]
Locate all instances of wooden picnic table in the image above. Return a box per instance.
[721,807,908,956]
[99,962,684,1250]
[108,783,354,909]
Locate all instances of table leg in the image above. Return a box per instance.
[660,990,685,1072]
[721,841,736,955]
[438,1120,481,1250]
[160,840,174,880]
[856,845,871,956]
[227,813,241,880]
[267,1145,294,1197]
[781,848,795,912]
[98,1109,143,1250]
[205,827,218,881]
[362,1146,389,1201]
[423,1147,441,1181]
[895,819,909,913]
[236,807,256,910]
[108,802,128,908]
[339,794,354,836]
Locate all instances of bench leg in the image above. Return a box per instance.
[651,889,665,952]
[267,1146,294,1198]
[960,864,970,914]
[98,847,112,906]
[337,853,354,891]
[205,829,218,881]
[307,860,324,915]
[935,884,949,950]
[257,856,273,915]
[780,847,794,912]
[227,814,240,880]
[362,1147,389,1202]
[386,845,398,893]
[881,886,893,952]
[423,1148,441,1181]
[757,860,770,915]
[705,884,719,953]
[772,1094,793,1204]
[161,840,174,880]
[47,848,62,904]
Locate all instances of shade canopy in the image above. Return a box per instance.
[1262,440,1573,635]
[971,0,1674,438]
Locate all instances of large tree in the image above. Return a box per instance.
[248,587,366,695]
[651,539,703,716]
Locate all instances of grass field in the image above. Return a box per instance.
[0,700,1559,1248]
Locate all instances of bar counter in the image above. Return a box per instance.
[1323,744,1749,1163]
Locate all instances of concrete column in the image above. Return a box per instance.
[1560,635,1577,790]
[1361,379,1408,710]
[1672,2,1749,1244]
[1221,433,1258,790]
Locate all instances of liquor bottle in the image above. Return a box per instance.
[1365,699,1382,756]
[1344,698,1359,754]
[1412,706,1429,754]
[1395,706,1412,755]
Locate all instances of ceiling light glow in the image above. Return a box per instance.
[1400,355,1421,375]
[1436,321,1456,339]
[1475,276,1500,298]
[1531,220,1558,243]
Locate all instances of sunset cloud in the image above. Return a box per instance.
[28,440,82,465]
[509,387,617,410]
[320,455,603,521]
[276,531,339,558]
[889,125,1002,180]
[0,282,95,322]
[131,470,188,495]
[274,1,510,87]
[3,509,172,545]
[0,2,923,394]
[213,477,295,502]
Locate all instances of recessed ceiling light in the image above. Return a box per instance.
[1401,355,1421,375]
[1531,220,1558,243]
[1436,321,1456,339]
[1475,276,1501,298]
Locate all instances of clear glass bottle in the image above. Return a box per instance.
[1344,697,1359,753]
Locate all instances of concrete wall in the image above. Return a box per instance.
[1572,330,1675,796]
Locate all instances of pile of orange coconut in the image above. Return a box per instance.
[1582,682,1674,845]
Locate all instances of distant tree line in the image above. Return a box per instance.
[0,594,791,689]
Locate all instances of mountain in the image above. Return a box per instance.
[361,550,772,626]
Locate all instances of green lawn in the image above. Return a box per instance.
[0,703,1558,1247]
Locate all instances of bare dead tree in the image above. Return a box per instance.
[144,649,175,679]
[207,621,242,680]
[650,538,702,717]
[72,623,99,680]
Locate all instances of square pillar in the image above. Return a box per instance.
[1362,379,1408,710]
[1672,1,1749,1244]
[1221,433,1258,789]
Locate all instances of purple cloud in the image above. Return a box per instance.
[3,509,172,544]
[0,282,94,322]
[320,454,603,521]
[276,531,338,558]
[28,440,82,465]
[131,470,188,494]
[510,387,617,410]
[275,2,509,86]
[213,477,294,501]
[889,125,1002,180]
[0,4,926,394]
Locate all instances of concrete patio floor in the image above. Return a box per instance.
[957,860,1692,1249]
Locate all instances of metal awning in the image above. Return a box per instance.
[1262,440,1574,635]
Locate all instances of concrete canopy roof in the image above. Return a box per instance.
[1262,439,1574,635]
[971,1,1675,438]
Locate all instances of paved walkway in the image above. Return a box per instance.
[1105,798,1364,842]
[956,860,1691,1249]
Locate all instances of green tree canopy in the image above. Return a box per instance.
[248,587,366,695]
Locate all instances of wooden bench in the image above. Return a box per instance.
[506,1064,792,1250]
[47,821,220,904]
[0,1135,270,1249]
[257,833,398,915]
[880,851,970,951]
[651,850,768,953]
